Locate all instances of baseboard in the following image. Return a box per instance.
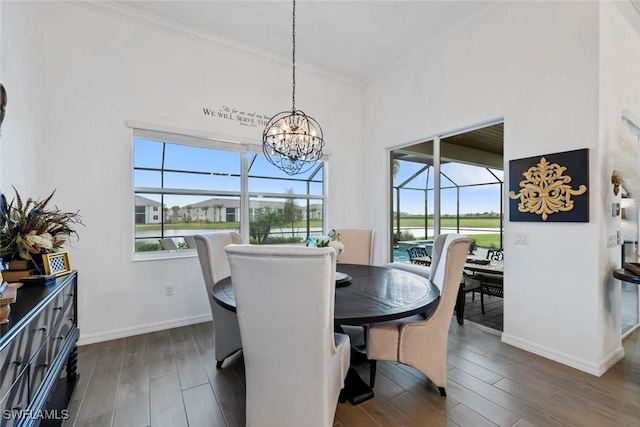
[501,333,625,376]
[77,313,213,346]
[463,319,503,337]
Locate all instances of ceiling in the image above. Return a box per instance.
[393,122,504,169]
[114,0,502,83]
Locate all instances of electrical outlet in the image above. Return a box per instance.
[165,284,174,296]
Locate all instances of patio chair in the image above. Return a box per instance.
[477,248,504,314]
[407,246,430,265]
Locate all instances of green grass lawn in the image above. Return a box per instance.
[395,217,502,228]
[135,220,324,232]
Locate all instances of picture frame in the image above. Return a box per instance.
[508,148,589,222]
[42,251,72,276]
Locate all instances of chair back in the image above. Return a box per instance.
[225,244,341,426]
[397,234,471,387]
[333,228,376,264]
[487,249,504,261]
[486,248,504,269]
[193,232,243,365]
[194,232,242,286]
[407,246,429,264]
[427,233,466,293]
[159,238,178,250]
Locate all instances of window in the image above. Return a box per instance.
[132,128,326,253]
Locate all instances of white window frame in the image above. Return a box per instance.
[129,123,329,260]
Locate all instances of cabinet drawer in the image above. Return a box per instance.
[29,343,51,403]
[45,305,75,366]
[0,371,29,427]
[0,336,28,404]
[49,284,74,328]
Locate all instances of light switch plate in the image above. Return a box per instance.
[515,232,529,245]
[607,232,619,248]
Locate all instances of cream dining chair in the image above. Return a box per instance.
[193,232,243,368]
[367,233,471,396]
[225,244,350,427]
[332,228,376,265]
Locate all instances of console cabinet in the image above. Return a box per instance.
[0,272,78,427]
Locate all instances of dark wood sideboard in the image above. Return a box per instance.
[0,271,79,427]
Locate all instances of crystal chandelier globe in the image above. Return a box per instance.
[262,0,324,176]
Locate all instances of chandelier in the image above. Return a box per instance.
[262,0,324,176]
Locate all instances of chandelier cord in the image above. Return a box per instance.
[292,0,296,112]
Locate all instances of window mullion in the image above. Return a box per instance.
[241,152,250,243]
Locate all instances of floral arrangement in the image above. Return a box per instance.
[0,187,83,263]
[306,229,345,255]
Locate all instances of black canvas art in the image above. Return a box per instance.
[508,148,589,222]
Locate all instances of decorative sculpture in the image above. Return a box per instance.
[509,155,588,221]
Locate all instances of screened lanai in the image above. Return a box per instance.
[391,123,504,262]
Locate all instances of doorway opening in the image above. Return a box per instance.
[390,121,505,331]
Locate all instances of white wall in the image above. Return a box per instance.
[1,1,363,343]
[0,1,44,198]
[599,1,640,357]
[363,1,616,374]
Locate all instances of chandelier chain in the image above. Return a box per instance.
[292,0,296,112]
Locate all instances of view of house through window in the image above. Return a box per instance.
[132,131,325,252]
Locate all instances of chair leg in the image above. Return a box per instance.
[369,360,377,388]
[363,325,369,348]
[438,387,446,397]
[216,360,224,369]
[480,289,485,314]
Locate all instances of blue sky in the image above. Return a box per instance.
[394,160,504,215]
[134,138,503,215]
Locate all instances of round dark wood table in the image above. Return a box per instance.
[613,268,640,285]
[212,263,440,406]
[212,263,441,326]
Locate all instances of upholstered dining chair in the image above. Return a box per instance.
[333,228,376,265]
[367,233,471,396]
[159,238,178,250]
[193,232,243,368]
[225,244,350,427]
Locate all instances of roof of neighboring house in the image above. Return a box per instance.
[135,195,162,207]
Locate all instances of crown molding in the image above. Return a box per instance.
[66,0,360,86]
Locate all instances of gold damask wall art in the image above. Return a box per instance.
[508,148,589,222]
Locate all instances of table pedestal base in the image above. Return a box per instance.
[339,367,375,405]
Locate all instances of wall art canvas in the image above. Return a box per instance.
[508,148,589,222]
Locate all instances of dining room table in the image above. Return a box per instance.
[212,263,441,405]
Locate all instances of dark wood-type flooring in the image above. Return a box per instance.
[63,320,640,426]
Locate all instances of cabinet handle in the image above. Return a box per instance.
[39,361,49,368]
[39,325,48,333]
[54,306,63,311]
[12,356,22,366]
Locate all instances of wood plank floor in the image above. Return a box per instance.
[63,320,640,426]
